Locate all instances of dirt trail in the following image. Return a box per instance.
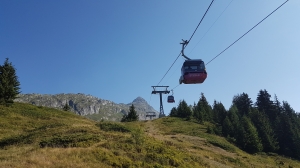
[144,120,206,146]
[144,120,236,168]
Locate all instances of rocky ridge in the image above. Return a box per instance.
[16,93,158,121]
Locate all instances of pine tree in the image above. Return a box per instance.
[169,107,178,117]
[121,104,139,122]
[194,93,212,122]
[232,93,253,116]
[177,100,192,119]
[222,116,234,137]
[63,101,71,111]
[212,100,227,125]
[273,94,282,119]
[240,116,263,153]
[275,112,295,157]
[228,105,240,133]
[249,108,278,152]
[277,101,300,159]
[193,102,203,122]
[256,89,277,123]
[0,58,20,106]
[227,105,242,144]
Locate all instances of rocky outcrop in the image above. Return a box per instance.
[16,93,158,121]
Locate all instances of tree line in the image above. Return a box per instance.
[170,90,300,159]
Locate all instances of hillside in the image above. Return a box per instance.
[15,93,158,121]
[1,103,300,168]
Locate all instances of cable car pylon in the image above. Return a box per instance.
[151,86,170,118]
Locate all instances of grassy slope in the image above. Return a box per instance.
[0,103,299,168]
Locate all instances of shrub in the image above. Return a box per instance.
[98,122,131,132]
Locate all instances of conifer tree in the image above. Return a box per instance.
[240,116,263,153]
[121,104,139,122]
[177,100,192,119]
[228,105,240,133]
[256,89,277,123]
[249,108,278,152]
[275,112,296,157]
[169,107,178,117]
[193,103,203,122]
[0,58,20,106]
[222,116,234,137]
[212,100,227,125]
[278,101,300,159]
[273,94,282,118]
[256,90,272,110]
[232,93,252,116]
[63,101,71,111]
[227,105,242,143]
[194,93,212,122]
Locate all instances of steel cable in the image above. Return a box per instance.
[206,0,289,65]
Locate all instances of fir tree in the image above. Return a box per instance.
[222,116,234,137]
[227,105,243,145]
[212,100,227,125]
[177,100,192,119]
[232,93,253,116]
[121,104,139,122]
[249,108,278,152]
[169,107,178,117]
[275,112,295,157]
[228,105,240,135]
[273,94,282,118]
[256,89,277,123]
[194,93,212,122]
[0,58,20,106]
[63,101,71,111]
[193,103,203,123]
[277,101,300,159]
[240,116,263,153]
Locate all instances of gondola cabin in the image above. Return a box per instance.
[179,59,207,84]
[167,95,175,103]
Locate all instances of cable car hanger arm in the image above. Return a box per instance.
[180,39,191,60]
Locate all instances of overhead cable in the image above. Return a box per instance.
[156,0,215,86]
[206,0,289,65]
[189,0,234,55]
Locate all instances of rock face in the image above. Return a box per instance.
[15,93,158,121]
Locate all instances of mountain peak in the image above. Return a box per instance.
[129,96,157,113]
[132,96,147,104]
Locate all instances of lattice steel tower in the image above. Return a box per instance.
[151,86,170,118]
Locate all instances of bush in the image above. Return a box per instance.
[208,139,236,152]
[39,133,100,148]
[98,122,131,132]
[0,134,35,148]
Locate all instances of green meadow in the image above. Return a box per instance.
[0,103,299,168]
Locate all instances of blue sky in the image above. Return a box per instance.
[1,0,299,115]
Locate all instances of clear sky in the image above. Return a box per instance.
[1,0,299,115]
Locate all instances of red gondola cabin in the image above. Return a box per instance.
[167,95,175,103]
[179,59,207,84]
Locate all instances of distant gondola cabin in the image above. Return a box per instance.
[167,95,175,103]
[179,59,207,84]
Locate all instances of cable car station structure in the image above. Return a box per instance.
[151,86,170,118]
